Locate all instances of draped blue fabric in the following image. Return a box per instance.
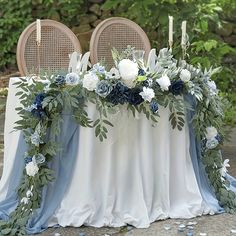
[0,115,80,234]
[185,94,224,213]
[0,133,26,221]
[186,94,236,212]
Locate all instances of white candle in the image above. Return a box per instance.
[36,19,41,44]
[168,16,173,44]
[181,21,187,46]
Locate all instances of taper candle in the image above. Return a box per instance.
[181,21,187,46]
[36,19,41,45]
[168,16,173,45]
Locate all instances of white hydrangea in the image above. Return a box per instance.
[139,87,155,102]
[25,162,39,177]
[180,69,191,82]
[205,126,218,140]
[156,74,171,91]
[82,72,99,91]
[118,59,139,88]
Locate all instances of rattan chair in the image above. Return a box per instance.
[17,19,82,76]
[89,17,151,68]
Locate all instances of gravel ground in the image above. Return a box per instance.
[0,96,236,236]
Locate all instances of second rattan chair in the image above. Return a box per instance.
[17,19,82,76]
[89,17,151,68]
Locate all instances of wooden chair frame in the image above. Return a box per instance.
[90,17,151,66]
[17,19,82,76]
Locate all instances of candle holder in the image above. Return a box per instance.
[169,41,173,52]
[132,50,145,62]
[181,33,189,60]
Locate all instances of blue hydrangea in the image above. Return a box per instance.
[107,82,130,105]
[96,80,112,97]
[169,80,185,95]
[150,100,159,113]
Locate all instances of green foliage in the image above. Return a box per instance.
[0,0,32,69]
[0,0,85,70]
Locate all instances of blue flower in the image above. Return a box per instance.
[54,75,66,86]
[34,93,45,106]
[138,69,145,76]
[107,82,130,105]
[150,100,159,113]
[206,138,219,149]
[93,63,106,74]
[24,156,32,164]
[142,78,153,87]
[34,153,46,164]
[201,138,207,149]
[31,93,46,119]
[30,132,43,146]
[128,88,144,105]
[215,134,222,143]
[65,72,80,85]
[96,80,113,97]
[169,80,185,95]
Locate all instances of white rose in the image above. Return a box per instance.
[205,126,218,140]
[180,69,191,82]
[220,159,230,179]
[118,59,138,88]
[25,162,39,177]
[26,190,33,198]
[82,72,99,91]
[156,74,171,91]
[21,197,29,205]
[139,87,155,102]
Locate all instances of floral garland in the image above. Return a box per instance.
[0,47,235,235]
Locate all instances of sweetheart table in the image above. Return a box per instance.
[0,77,228,233]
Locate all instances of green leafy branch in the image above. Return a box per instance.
[168,96,186,131]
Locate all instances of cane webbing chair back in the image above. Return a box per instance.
[90,17,151,68]
[17,19,82,76]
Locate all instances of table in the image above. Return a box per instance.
[0,77,223,233]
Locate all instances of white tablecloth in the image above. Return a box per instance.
[1,77,213,228]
